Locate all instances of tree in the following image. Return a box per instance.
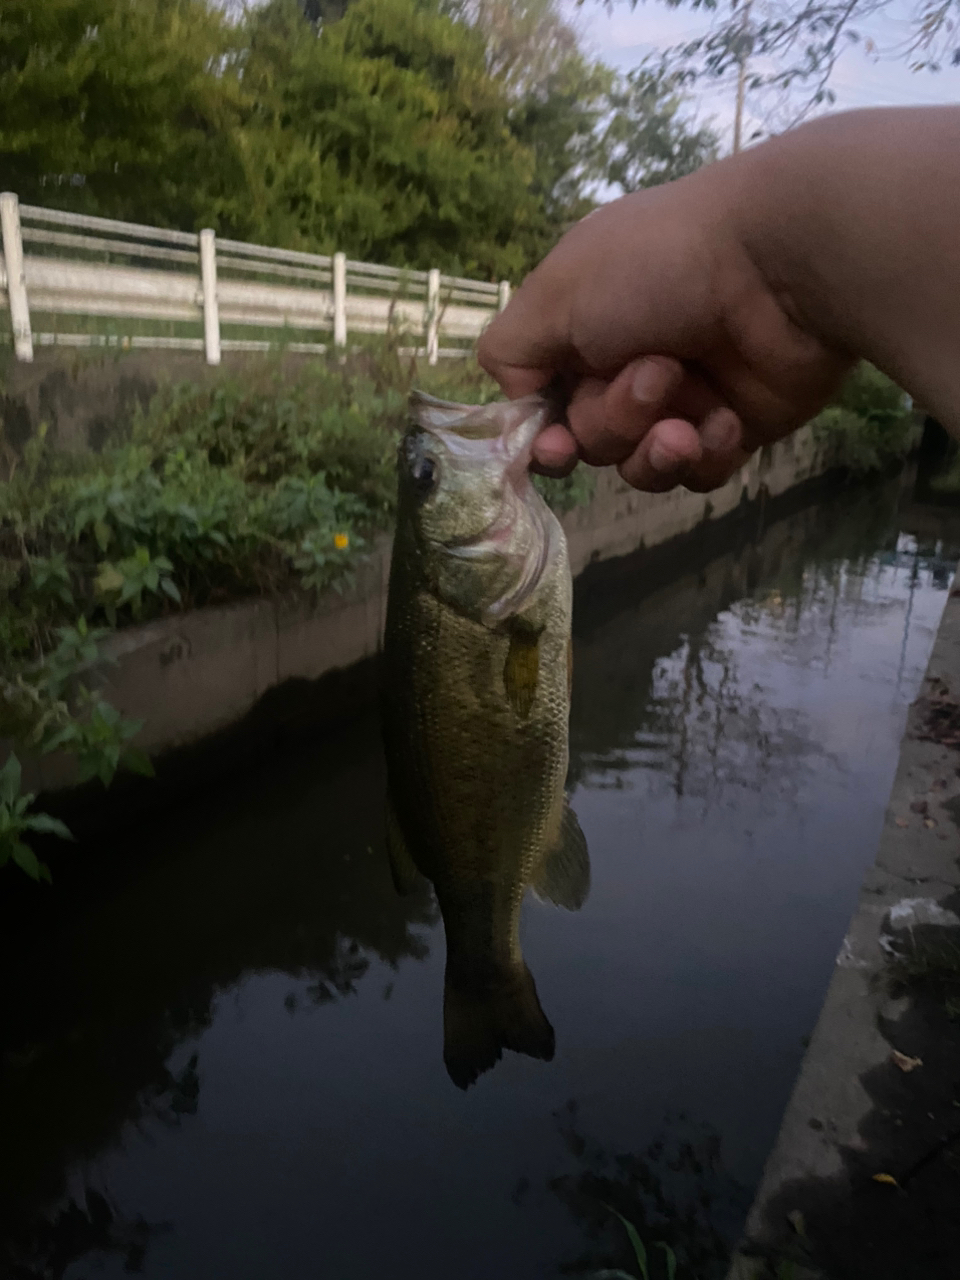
[601,64,719,191]
[460,0,716,232]
[625,0,960,149]
[239,0,549,276]
[0,0,250,232]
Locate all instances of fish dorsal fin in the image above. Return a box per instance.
[532,800,590,911]
[503,629,541,718]
[385,797,421,896]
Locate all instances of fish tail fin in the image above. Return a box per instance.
[443,962,555,1090]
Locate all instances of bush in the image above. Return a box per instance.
[0,347,592,878]
[811,363,917,474]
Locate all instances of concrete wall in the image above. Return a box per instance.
[0,347,327,457]
[14,425,832,796]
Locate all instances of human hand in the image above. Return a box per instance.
[478,150,853,493]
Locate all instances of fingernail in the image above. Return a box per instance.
[701,410,741,453]
[647,440,678,473]
[632,358,674,405]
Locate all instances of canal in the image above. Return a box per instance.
[2,471,958,1280]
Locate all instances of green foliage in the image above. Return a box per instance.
[0,0,716,274]
[811,363,917,475]
[0,0,250,232]
[602,64,719,193]
[593,1203,680,1280]
[0,753,72,883]
[534,465,597,512]
[0,348,597,880]
[239,0,549,276]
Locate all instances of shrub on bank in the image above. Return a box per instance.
[0,349,594,879]
[811,363,918,474]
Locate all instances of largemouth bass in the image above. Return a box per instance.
[381,391,589,1089]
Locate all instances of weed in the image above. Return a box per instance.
[888,931,960,1018]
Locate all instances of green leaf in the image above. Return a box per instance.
[122,747,155,778]
[655,1244,677,1280]
[0,754,22,807]
[602,1205,649,1280]
[95,563,126,596]
[41,726,80,754]
[94,518,112,551]
[11,839,42,880]
[161,577,182,602]
[23,812,74,841]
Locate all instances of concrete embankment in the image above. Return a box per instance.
[17,425,832,801]
[729,570,960,1280]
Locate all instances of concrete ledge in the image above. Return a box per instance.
[13,427,831,796]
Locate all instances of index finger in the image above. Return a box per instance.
[476,268,576,398]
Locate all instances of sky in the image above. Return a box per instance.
[564,0,960,153]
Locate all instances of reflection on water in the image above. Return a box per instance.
[2,474,959,1279]
[550,1104,745,1279]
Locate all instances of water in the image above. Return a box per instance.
[2,474,959,1280]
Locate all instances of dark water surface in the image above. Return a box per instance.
[3,475,960,1280]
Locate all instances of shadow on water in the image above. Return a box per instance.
[2,467,960,1279]
[0,721,437,1276]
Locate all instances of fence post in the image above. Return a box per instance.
[497,280,511,312]
[0,193,34,362]
[426,268,441,365]
[198,229,221,366]
[333,252,347,348]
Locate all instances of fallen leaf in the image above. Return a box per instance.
[872,1173,899,1187]
[786,1210,806,1236]
[895,818,909,828]
[924,818,937,829]
[891,1050,923,1073]
[910,800,929,814]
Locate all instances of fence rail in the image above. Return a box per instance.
[0,193,510,366]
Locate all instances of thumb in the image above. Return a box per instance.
[477,267,577,398]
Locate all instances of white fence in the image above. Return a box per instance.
[0,193,510,367]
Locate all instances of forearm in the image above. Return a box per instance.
[738,107,960,429]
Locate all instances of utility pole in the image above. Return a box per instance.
[732,0,753,155]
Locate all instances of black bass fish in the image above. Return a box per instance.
[381,391,589,1089]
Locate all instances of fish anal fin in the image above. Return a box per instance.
[503,629,541,718]
[443,963,555,1090]
[385,798,420,896]
[532,800,590,911]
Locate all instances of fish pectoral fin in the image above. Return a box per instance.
[532,799,590,911]
[385,798,421,896]
[503,628,541,718]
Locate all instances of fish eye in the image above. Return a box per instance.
[412,455,436,491]
[404,438,439,497]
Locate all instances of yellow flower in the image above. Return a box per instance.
[334,532,349,551]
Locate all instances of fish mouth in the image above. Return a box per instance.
[409,390,550,458]
[408,390,561,622]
